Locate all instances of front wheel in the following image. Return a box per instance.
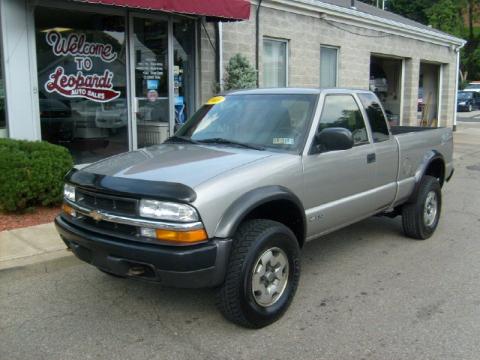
[402,175,442,240]
[216,220,300,328]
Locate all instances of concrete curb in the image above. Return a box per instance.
[0,222,71,270]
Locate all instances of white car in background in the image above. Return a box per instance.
[464,82,480,93]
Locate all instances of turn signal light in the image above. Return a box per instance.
[62,203,76,217]
[155,229,208,244]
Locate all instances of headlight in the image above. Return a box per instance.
[64,183,76,202]
[459,102,466,106]
[139,199,199,222]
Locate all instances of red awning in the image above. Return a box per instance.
[74,0,250,20]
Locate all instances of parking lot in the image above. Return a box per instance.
[1,121,480,360]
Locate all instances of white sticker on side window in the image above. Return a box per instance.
[273,138,294,145]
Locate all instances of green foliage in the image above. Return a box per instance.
[426,0,464,36]
[388,0,480,81]
[0,139,73,212]
[387,0,437,24]
[223,54,257,91]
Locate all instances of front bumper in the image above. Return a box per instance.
[55,216,232,288]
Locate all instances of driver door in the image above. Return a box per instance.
[302,93,377,239]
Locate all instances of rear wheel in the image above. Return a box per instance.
[402,175,442,240]
[468,104,473,112]
[216,219,300,328]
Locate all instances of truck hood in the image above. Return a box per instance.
[81,144,273,188]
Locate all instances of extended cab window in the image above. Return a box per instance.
[318,95,369,145]
[358,93,390,143]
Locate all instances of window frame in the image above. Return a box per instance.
[309,93,372,154]
[262,37,289,88]
[320,45,339,88]
[357,92,391,143]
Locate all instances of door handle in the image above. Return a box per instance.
[367,153,376,164]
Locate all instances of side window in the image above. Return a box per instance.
[358,93,390,143]
[318,95,369,145]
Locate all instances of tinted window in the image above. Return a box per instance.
[358,93,390,142]
[318,95,369,145]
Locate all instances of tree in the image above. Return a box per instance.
[223,54,257,90]
[387,0,480,81]
[386,0,436,24]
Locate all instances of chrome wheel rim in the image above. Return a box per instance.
[424,191,438,227]
[251,247,289,307]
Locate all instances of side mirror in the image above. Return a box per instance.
[314,127,354,153]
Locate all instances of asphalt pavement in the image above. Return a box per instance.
[1,122,480,360]
[457,109,480,122]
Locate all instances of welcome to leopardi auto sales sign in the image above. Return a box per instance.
[44,31,121,103]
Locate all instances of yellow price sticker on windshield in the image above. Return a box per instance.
[206,96,226,105]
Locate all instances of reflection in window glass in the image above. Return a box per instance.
[319,95,368,145]
[177,94,317,153]
[358,93,390,142]
[35,7,128,164]
[0,45,6,138]
[263,39,288,87]
[173,20,195,129]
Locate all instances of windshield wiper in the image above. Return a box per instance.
[165,135,200,144]
[197,138,265,151]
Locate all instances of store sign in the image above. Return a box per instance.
[44,31,120,103]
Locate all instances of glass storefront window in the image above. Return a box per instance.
[35,7,128,164]
[133,18,170,148]
[173,19,196,130]
[0,44,6,138]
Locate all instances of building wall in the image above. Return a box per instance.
[201,3,459,127]
[1,0,40,140]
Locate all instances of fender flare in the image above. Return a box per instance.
[214,185,306,241]
[409,150,445,202]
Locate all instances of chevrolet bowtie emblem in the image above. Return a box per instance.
[89,210,103,222]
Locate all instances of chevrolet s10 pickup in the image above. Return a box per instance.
[56,88,454,328]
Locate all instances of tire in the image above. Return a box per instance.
[216,219,301,328]
[402,175,442,240]
[468,104,473,112]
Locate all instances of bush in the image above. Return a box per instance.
[0,139,73,212]
[224,54,257,90]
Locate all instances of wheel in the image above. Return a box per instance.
[402,175,442,240]
[216,219,301,328]
[468,104,473,112]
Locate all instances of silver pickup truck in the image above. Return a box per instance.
[56,88,454,328]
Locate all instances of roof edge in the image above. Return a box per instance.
[254,0,466,47]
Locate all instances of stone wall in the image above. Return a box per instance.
[200,3,459,127]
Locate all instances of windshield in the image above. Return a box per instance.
[458,92,473,101]
[175,94,318,152]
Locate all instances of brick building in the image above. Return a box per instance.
[0,0,465,164]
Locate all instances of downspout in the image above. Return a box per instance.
[453,45,464,132]
[218,22,224,92]
[256,0,264,87]
[215,22,221,91]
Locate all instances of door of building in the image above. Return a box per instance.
[129,14,196,150]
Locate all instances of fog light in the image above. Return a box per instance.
[140,227,156,238]
[62,203,76,217]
